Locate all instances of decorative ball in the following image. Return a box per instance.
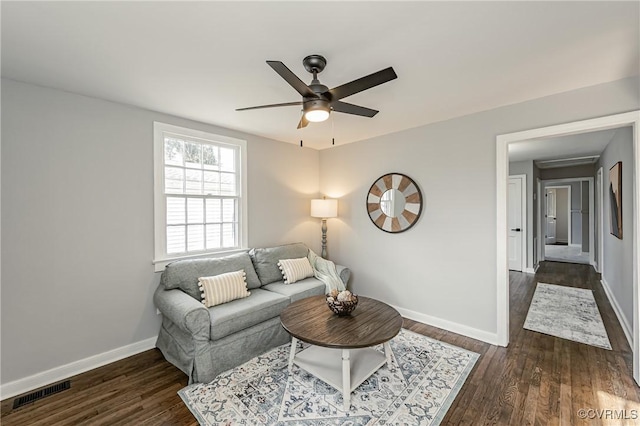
[337,290,352,302]
[326,292,358,316]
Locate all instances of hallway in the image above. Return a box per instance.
[544,244,590,264]
[407,260,640,424]
[505,261,638,424]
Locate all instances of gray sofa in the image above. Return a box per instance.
[153,242,350,384]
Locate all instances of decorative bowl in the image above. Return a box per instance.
[326,293,358,316]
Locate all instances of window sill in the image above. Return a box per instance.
[153,248,248,273]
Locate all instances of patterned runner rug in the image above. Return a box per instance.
[524,282,612,349]
[179,328,479,425]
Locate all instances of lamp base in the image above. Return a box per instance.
[321,219,328,259]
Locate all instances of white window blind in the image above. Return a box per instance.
[153,122,247,270]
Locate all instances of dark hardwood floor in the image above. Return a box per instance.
[2,261,639,425]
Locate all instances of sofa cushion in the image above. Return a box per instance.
[208,288,289,340]
[249,243,309,285]
[278,257,314,284]
[161,252,262,300]
[198,270,250,308]
[262,277,326,302]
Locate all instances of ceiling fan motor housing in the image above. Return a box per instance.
[309,82,329,98]
[304,76,331,118]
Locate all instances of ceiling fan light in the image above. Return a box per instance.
[305,109,330,122]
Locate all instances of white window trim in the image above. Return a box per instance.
[153,122,248,272]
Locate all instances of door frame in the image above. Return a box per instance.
[508,174,527,272]
[496,110,640,385]
[536,178,542,268]
[544,185,572,246]
[539,179,594,263]
[596,167,604,273]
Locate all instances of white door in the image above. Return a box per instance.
[508,177,524,271]
[546,188,557,244]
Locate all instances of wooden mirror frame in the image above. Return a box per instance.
[366,173,423,233]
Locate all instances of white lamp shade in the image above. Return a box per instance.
[310,198,338,218]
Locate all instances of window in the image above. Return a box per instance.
[154,122,247,270]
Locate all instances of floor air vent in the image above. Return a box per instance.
[13,380,71,409]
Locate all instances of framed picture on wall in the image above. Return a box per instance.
[609,161,622,239]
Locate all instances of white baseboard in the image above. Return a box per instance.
[524,267,536,274]
[0,337,157,400]
[600,278,632,348]
[391,304,500,346]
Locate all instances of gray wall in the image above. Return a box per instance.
[598,126,634,329]
[509,160,534,270]
[539,164,595,180]
[1,79,321,384]
[570,181,583,246]
[319,77,638,338]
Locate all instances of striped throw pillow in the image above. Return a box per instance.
[198,270,250,307]
[278,257,314,284]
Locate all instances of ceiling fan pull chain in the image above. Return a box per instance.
[332,113,335,146]
[300,109,305,147]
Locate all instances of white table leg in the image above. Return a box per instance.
[288,337,298,371]
[383,342,393,367]
[342,349,350,411]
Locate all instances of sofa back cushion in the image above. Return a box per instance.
[249,243,309,285]
[161,252,261,300]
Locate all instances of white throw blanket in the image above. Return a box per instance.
[307,250,346,293]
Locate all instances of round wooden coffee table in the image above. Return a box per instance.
[280,295,402,411]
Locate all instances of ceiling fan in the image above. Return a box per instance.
[236,54,397,129]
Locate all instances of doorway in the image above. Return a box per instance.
[545,186,570,245]
[540,180,593,265]
[496,111,640,384]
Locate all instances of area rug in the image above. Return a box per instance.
[524,282,612,349]
[179,328,479,425]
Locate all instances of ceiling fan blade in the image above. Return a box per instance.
[328,67,397,101]
[267,61,318,98]
[331,101,378,117]
[297,115,309,129]
[236,101,302,111]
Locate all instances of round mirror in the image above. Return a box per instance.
[366,173,423,233]
[380,189,406,217]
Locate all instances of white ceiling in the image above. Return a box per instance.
[2,1,638,150]
[508,128,619,163]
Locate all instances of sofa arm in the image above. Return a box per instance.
[154,285,210,340]
[335,265,351,286]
